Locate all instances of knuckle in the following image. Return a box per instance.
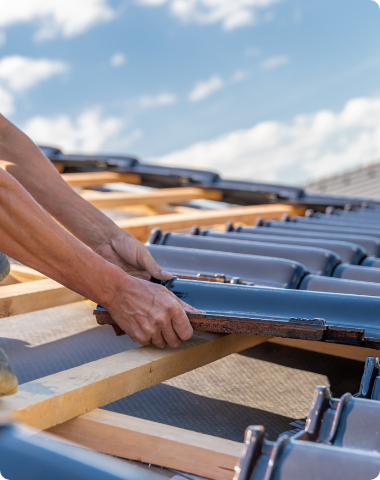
[135,333,150,345]
[153,315,167,328]
[142,325,155,337]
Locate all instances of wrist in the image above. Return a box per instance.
[93,261,133,310]
[92,225,128,254]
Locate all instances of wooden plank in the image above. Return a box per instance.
[80,187,222,209]
[8,264,47,283]
[61,172,141,188]
[48,410,242,480]
[115,204,306,241]
[0,279,83,317]
[269,337,376,362]
[0,332,269,431]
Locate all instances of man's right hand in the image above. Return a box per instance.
[104,275,198,348]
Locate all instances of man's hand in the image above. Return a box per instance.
[105,275,198,348]
[0,114,198,350]
[95,229,171,281]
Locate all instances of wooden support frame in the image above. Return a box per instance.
[0,333,268,431]
[61,171,141,188]
[80,187,223,209]
[0,279,83,317]
[48,409,242,480]
[269,337,377,362]
[116,204,306,241]
[7,264,47,283]
[1,271,377,479]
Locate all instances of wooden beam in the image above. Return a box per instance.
[0,279,83,318]
[0,332,269,431]
[8,264,47,283]
[115,204,306,241]
[269,337,376,362]
[47,410,242,480]
[80,187,223,209]
[61,172,141,188]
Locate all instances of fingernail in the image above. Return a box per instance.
[161,270,172,277]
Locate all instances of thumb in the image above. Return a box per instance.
[140,247,173,281]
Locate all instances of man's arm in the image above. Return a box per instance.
[0,168,195,348]
[0,114,169,281]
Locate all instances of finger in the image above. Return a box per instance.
[161,325,182,348]
[179,299,201,313]
[125,270,151,281]
[138,246,173,281]
[159,314,183,348]
[151,331,167,349]
[117,321,152,346]
[169,302,193,341]
[168,291,203,313]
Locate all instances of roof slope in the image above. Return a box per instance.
[305,160,380,199]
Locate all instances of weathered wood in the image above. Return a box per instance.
[61,171,141,188]
[95,310,327,341]
[116,204,305,241]
[0,279,83,317]
[0,349,18,397]
[269,337,377,362]
[0,332,269,431]
[80,187,222,209]
[47,409,242,480]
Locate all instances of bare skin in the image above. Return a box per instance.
[0,114,196,348]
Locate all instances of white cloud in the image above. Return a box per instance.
[0,0,115,40]
[0,86,14,115]
[24,108,124,152]
[110,52,127,67]
[140,93,177,108]
[0,56,68,92]
[151,96,380,186]
[230,70,248,83]
[189,75,224,102]
[138,0,282,31]
[261,55,290,71]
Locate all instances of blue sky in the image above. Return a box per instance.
[1,0,380,185]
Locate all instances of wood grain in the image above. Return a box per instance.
[80,187,222,209]
[116,204,305,241]
[0,279,83,317]
[8,265,48,283]
[269,337,377,362]
[61,171,141,188]
[48,409,242,480]
[0,332,269,431]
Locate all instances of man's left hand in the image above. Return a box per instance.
[95,229,172,281]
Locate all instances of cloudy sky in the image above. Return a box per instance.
[1,0,380,186]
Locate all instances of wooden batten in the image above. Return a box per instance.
[116,204,306,241]
[62,171,141,188]
[8,264,48,283]
[269,337,376,362]
[0,333,268,431]
[80,187,223,209]
[48,409,242,480]
[0,279,83,317]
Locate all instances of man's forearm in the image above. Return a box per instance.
[0,116,195,348]
[0,114,121,251]
[0,167,124,307]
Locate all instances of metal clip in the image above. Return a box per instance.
[289,317,326,325]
